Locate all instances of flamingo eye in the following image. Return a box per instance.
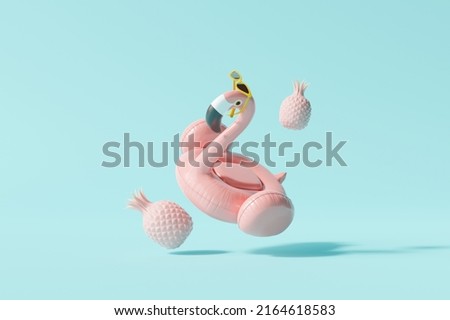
[235,100,242,106]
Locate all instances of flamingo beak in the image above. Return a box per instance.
[206,105,223,133]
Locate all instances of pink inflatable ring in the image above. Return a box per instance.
[176,72,294,237]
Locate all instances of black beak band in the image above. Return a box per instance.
[205,105,223,133]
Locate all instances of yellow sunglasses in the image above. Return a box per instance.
[228,70,252,118]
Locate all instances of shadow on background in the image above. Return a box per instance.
[408,245,450,251]
[171,250,230,256]
[170,243,450,257]
[249,242,450,258]
[250,242,355,258]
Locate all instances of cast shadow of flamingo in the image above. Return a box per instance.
[170,243,393,256]
[248,242,450,258]
[170,243,450,257]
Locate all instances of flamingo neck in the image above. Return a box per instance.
[197,101,255,172]
[215,103,255,151]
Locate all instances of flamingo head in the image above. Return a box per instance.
[206,82,254,133]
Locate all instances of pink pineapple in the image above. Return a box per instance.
[128,191,193,249]
[279,81,311,130]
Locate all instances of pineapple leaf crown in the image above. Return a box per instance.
[294,81,309,96]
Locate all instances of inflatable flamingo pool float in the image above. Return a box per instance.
[176,71,294,237]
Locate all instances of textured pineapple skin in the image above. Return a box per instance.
[279,96,311,130]
[279,81,311,130]
[142,201,193,249]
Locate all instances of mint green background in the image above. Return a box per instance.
[1,0,449,299]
